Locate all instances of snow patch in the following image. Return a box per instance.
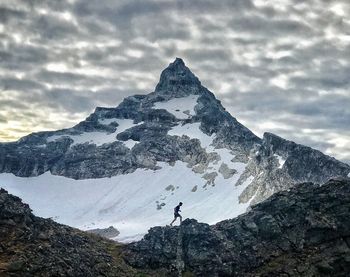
[123,139,139,149]
[169,122,215,149]
[153,95,198,119]
[114,119,141,134]
[47,134,70,143]
[274,154,286,169]
[47,119,142,148]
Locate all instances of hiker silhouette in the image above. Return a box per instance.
[170,202,183,226]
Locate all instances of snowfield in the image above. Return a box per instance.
[0,159,251,243]
[153,95,198,119]
[274,154,286,169]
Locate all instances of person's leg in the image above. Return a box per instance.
[179,215,182,224]
[170,217,176,226]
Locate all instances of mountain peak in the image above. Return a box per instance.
[155,58,201,96]
[172,57,185,66]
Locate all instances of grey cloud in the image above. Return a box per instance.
[228,16,314,38]
[290,75,350,89]
[34,70,96,86]
[73,0,254,21]
[0,46,48,72]
[1,78,44,91]
[134,18,191,42]
[189,48,232,61]
[0,5,27,23]
[43,88,95,113]
[0,98,28,110]
[0,115,7,123]
[29,15,79,42]
[0,131,17,140]
[94,87,146,107]
[227,88,350,131]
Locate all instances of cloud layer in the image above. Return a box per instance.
[0,0,349,163]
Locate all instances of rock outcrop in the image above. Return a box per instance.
[125,178,350,277]
[87,226,120,239]
[0,188,142,277]
[239,132,350,205]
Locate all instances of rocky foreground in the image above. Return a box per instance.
[0,188,147,277]
[125,178,350,276]
[1,178,350,276]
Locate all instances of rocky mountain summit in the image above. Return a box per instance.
[0,58,349,240]
[0,58,260,179]
[125,178,350,277]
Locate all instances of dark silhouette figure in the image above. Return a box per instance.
[170,202,183,226]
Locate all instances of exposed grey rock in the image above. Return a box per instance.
[125,178,350,277]
[192,163,206,174]
[155,57,202,97]
[230,152,249,163]
[86,226,120,239]
[202,172,218,186]
[240,132,350,204]
[218,163,237,179]
[165,185,175,191]
[156,202,166,210]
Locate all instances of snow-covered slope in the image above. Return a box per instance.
[153,95,198,119]
[0,159,251,242]
[0,58,349,242]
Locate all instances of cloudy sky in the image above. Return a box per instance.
[1,0,349,163]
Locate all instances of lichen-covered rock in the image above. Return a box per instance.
[218,163,237,179]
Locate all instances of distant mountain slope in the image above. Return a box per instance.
[0,58,349,241]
